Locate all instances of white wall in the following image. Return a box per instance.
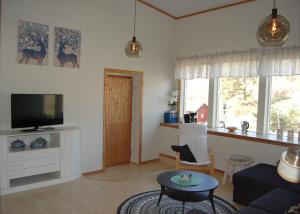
[158,126,287,170]
[175,0,300,56]
[0,0,176,172]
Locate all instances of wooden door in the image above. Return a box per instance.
[104,74,133,167]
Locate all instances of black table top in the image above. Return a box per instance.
[157,170,219,192]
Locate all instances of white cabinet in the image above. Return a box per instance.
[0,127,81,195]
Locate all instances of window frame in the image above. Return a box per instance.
[180,76,278,135]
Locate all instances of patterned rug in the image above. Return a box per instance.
[118,190,237,214]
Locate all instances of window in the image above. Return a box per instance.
[184,78,209,123]
[269,76,300,137]
[218,77,259,131]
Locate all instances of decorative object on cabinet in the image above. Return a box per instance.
[11,139,25,149]
[54,27,81,68]
[257,0,290,47]
[30,137,48,148]
[17,20,49,66]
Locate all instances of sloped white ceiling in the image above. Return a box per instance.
[141,0,248,18]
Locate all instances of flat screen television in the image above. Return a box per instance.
[11,94,63,130]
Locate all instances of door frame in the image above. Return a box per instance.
[103,68,144,169]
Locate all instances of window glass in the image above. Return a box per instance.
[218,77,259,131]
[269,76,300,138]
[184,78,209,123]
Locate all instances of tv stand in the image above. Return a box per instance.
[42,127,55,130]
[0,127,81,195]
[21,128,42,132]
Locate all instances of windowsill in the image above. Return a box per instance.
[159,123,300,147]
[160,123,179,129]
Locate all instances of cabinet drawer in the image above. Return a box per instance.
[8,164,60,179]
[8,147,60,162]
[8,156,60,171]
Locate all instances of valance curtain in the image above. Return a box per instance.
[175,46,300,80]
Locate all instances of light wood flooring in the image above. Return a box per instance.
[0,161,237,214]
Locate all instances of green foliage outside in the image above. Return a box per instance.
[219,77,258,130]
[219,76,300,133]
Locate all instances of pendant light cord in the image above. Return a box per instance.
[133,0,136,37]
[273,0,276,9]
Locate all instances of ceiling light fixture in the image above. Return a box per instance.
[257,0,290,47]
[125,0,143,58]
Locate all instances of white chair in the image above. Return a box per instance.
[175,123,215,175]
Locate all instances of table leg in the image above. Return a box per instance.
[209,189,216,214]
[157,185,165,206]
[182,193,186,214]
[222,160,229,184]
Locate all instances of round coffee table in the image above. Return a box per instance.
[157,170,219,214]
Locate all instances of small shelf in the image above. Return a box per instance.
[10,172,61,188]
[8,132,60,153]
[9,142,60,153]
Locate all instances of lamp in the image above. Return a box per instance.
[257,0,290,47]
[277,145,300,183]
[125,0,143,58]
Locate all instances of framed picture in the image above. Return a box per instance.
[17,20,49,66]
[54,27,81,69]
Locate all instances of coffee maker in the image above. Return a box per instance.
[184,112,197,123]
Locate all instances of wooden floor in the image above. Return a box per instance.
[0,161,237,214]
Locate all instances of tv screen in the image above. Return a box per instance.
[11,94,63,129]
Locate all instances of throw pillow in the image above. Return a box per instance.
[171,144,197,162]
[286,203,300,214]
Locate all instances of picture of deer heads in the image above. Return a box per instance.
[54,27,81,69]
[17,20,49,66]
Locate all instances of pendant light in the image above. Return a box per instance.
[125,0,143,58]
[257,0,290,47]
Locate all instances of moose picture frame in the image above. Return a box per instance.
[17,20,49,66]
[54,27,81,69]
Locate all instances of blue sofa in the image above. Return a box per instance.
[233,163,300,214]
[235,188,300,214]
[233,163,300,205]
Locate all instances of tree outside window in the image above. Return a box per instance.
[218,77,259,131]
[269,76,300,138]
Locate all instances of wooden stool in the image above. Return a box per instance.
[222,154,254,184]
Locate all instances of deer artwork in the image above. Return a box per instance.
[19,40,46,65]
[57,43,79,68]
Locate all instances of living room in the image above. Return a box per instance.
[0,0,300,213]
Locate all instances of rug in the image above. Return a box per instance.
[117,190,237,214]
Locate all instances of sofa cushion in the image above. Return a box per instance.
[234,207,271,214]
[171,144,196,162]
[250,188,300,214]
[233,163,300,194]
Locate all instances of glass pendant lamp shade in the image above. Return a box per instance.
[257,1,290,47]
[125,0,143,58]
[125,36,143,58]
